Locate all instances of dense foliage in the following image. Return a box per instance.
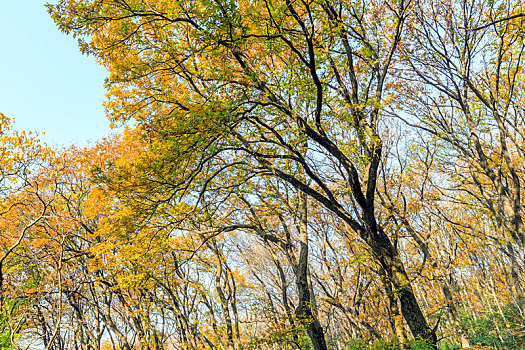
[2,0,525,349]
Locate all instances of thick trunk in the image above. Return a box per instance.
[397,282,437,345]
[381,269,409,346]
[367,228,437,347]
[295,265,328,350]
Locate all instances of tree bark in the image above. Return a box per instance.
[367,227,437,346]
[294,191,328,350]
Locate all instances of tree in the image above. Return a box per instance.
[400,0,525,248]
[49,0,438,345]
[397,0,525,314]
[0,113,53,349]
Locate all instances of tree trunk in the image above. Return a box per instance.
[442,283,470,348]
[381,268,409,346]
[294,191,328,350]
[367,227,437,347]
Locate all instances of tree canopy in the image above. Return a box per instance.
[1,0,525,349]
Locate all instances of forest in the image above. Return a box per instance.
[1,0,525,349]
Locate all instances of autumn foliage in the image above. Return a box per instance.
[1,0,525,349]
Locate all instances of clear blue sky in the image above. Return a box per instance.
[0,1,111,147]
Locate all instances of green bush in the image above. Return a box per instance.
[345,337,434,350]
[460,300,525,349]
